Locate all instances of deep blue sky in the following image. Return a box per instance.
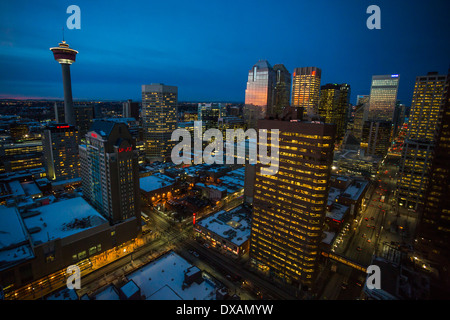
[1,0,449,105]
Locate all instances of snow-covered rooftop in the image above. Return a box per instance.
[196,205,251,246]
[22,197,108,245]
[140,173,175,193]
[93,285,120,300]
[326,202,349,221]
[126,251,216,300]
[0,205,34,271]
[20,181,42,197]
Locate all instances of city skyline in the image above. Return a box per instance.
[1,1,449,104]
[2,0,450,305]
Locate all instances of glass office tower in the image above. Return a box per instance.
[142,84,178,162]
[368,74,400,122]
[273,64,292,117]
[244,60,276,128]
[291,67,322,119]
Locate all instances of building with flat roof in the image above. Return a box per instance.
[250,118,335,289]
[194,205,251,258]
[124,251,218,300]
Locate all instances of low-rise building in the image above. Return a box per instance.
[194,205,251,258]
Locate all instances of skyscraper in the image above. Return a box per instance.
[353,95,370,141]
[42,124,80,181]
[141,84,178,162]
[79,120,140,225]
[360,120,392,156]
[244,60,276,128]
[416,69,450,288]
[318,83,351,144]
[50,40,78,126]
[123,99,140,121]
[291,67,321,119]
[249,118,335,289]
[397,72,448,210]
[273,64,292,117]
[368,74,400,122]
[74,105,95,139]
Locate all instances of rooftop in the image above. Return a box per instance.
[196,205,251,246]
[0,205,34,271]
[22,197,108,245]
[126,251,216,300]
[140,173,175,193]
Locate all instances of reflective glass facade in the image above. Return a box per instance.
[244,60,275,128]
[368,75,400,122]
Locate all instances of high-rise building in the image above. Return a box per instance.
[273,64,291,117]
[360,120,392,156]
[291,67,321,118]
[397,72,448,211]
[249,119,335,289]
[198,103,226,131]
[141,84,178,162]
[353,95,370,141]
[416,69,450,288]
[54,102,65,123]
[79,120,140,225]
[123,99,140,121]
[244,60,276,128]
[42,124,80,181]
[50,40,78,126]
[74,105,95,139]
[368,74,400,122]
[318,83,351,144]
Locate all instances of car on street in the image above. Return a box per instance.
[192,251,199,257]
[356,246,362,251]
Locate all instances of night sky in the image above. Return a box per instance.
[1,0,449,105]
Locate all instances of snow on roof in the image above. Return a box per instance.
[8,180,25,197]
[46,288,79,300]
[0,205,34,270]
[327,187,342,205]
[322,231,336,245]
[20,181,42,196]
[120,280,140,298]
[147,285,182,300]
[94,285,120,300]
[196,205,251,246]
[326,203,349,221]
[140,173,175,193]
[22,197,108,245]
[342,180,369,201]
[126,251,216,300]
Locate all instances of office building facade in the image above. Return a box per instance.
[416,69,450,285]
[142,84,178,162]
[250,119,335,289]
[273,64,292,117]
[42,124,80,181]
[397,72,447,211]
[244,60,276,128]
[368,74,400,122]
[291,67,322,119]
[79,120,140,226]
[318,83,351,144]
